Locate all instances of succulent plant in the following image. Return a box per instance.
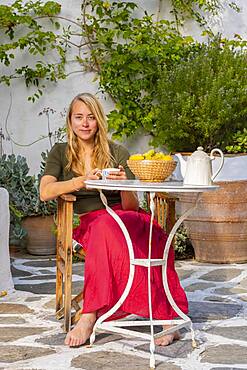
[0,153,56,246]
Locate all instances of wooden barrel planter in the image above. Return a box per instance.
[22,215,56,256]
[178,180,247,263]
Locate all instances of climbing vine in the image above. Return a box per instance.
[0,0,239,97]
[0,0,65,100]
[0,0,243,144]
[169,0,239,29]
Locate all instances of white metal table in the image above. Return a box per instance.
[85,179,218,369]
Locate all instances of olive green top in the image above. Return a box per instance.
[43,141,135,214]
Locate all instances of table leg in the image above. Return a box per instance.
[160,193,201,348]
[89,190,136,345]
[89,190,200,368]
[147,192,155,369]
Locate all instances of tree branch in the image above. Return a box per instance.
[35,15,81,28]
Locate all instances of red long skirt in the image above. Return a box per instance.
[73,205,188,321]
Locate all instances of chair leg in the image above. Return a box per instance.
[56,198,63,315]
[56,194,77,333]
[63,199,74,332]
[166,199,176,234]
[148,192,177,234]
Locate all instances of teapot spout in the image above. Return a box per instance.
[175,153,186,179]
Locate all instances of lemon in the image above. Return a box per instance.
[143,149,155,159]
[129,154,145,160]
[129,151,173,161]
[162,155,173,161]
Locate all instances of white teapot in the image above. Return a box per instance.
[175,146,224,186]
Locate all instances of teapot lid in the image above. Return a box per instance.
[191,146,208,159]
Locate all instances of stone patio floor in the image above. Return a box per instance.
[1,249,247,370]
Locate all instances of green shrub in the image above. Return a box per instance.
[154,40,247,152]
[174,225,194,260]
[140,197,193,260]
[225,128,247,153]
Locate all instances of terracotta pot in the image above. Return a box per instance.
[22,215,56,256]
[178,180,247,263]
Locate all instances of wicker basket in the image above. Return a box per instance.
[127,159,177,182]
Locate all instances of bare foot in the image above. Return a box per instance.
[155,325,180,346]
[64,312,96,347]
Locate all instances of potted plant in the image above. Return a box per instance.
[0,153,57,255]
[0,153,34,248]
[21,182,57,256]
[152,38,247,263]
[22,151,57,255]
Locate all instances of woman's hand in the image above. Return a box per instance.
[72,169,101,191]
[118,165,127,180]
[105,165,127,181]
[86,168,102,181]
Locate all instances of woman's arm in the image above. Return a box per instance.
[106,165,139,211]
[120,190,139,211]
[40,170,100,201]
[40,175,84,201]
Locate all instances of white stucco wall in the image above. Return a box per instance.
[0,188,14,291]
[0,0,246,174]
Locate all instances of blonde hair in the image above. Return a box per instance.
[66,93,112,175]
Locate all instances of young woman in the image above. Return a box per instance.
[40,92,188,348]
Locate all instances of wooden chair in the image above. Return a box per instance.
[55,194,84,332]
[147,192,177,234]
[55,192,177,332]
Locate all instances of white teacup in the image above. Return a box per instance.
[101,168,120,180]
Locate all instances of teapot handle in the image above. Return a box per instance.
[210,148,224,181]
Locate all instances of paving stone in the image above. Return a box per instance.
[237,277,247,290]
[185,282,215,292]
[211,279,247,298]
[206,326,247,341]
[0,345,55,363]
[19,274,56,281]
[210,368,244,370]
[240,296,247,302]
[72,281,84,295]
[25,296,46,302]
[15,280,83,295]
[0,303,33,314]
[11,251,44,260]
[188,301,242,322]
[201,344,247,364]
[10,266,33,277]
[0,316,26,324]
[40,269,56,274]
[43,297,56,309]
[0,327,48,342]
[137,339,192,359]
[14,282,56,295]
[176,269,193,281]
[92,332,123,345]
[23,260,56,268]
[175,261,188,268]
[199,268,242,282]
[72,262,85,275]
[203,295,232,303]
[6,254,247,369]
[214,287,243,296]
[36,332,123,347]
[36,332,66,346]
[43,314,58,323]
[102,324,164,336]
[71,351,181,369]
[230,287,247,294]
